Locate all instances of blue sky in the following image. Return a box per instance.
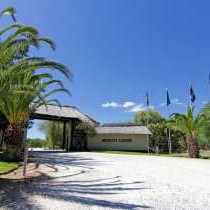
[2,0,210,139]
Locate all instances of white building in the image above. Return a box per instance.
[88,123,151,151]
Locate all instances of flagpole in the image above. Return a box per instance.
[207,72,210,101]
[166,89,172,154]
[167,105,172,154]
[146,92,149,154]
[146,108,149,154]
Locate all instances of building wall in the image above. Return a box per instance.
[88,134,148,151]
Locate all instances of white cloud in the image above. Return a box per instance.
[129,104,146,112]
[102,101,154,112]
[160,102,166,107]
[128,104,154,113]
[159,98,186,107]
[171,98,179,103]
[102,101,135,109]
[102,102,121,108]
[171,98,185,106]
[149,105,155,109]
[202,101,208,105]
[122,101,135,108]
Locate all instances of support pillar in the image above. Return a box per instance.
[66,120,72,152]
[70,120,75,151]
[62,121,66,150]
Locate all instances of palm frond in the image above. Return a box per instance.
[38,37,56,50]
[0,7,16,22]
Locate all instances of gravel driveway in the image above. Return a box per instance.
[1,152,210,210]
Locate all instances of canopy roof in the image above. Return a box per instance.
[32,104,98,125]
[96,123,152,135]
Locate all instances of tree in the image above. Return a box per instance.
[134,110,185,153]
[27,138,47,148]
[148,123,185,153]
[0,7,71,161]
[197,103,210,149]
[76,122,96,138]
[169,106,204,158]
[38,121,65,149]
[134,109,165,125]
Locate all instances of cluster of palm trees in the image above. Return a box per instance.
[0,7,71,161]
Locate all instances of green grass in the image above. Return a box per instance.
[0,161,19,175]
[93,150,147,156]
[0,151,19,174]
[92,150,210,159]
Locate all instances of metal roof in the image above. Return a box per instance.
[34,104,99,125]
[95,124,151,135]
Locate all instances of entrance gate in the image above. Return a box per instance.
[30,104,98,151]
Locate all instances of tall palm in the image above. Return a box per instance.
[169,106,204,158]
[0,7,72,160]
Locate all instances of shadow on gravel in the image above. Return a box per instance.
[0,152,152,209]
[30,152,105,170]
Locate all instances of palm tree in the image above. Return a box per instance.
[0,7,72,161]
[1,69,70,161]
[169,106,204,158]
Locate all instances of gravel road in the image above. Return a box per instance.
[1,152,210,210]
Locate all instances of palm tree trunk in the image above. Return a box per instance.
[3,124,24,161]
[187,136,200,158]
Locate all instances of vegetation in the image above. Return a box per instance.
[92,150,210,159]
[38,121,66,149]
[134,109,164,125]
[0,161,19,174]
[198,103,210,149]
[134,109,186,153]
[0,7,71,161]
[133,106,210,158]
[76,122,96,137]
[169,106,206,158]
[27,138,47,148]
[38,121,96,149]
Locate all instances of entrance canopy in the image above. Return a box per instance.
[30,104,98,151]
[31,104,98,125]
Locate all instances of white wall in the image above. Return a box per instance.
[88,134,148,151]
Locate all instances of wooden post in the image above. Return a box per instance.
[67,120,72,152]
[62,121,66,150]
[22,128,28,177]
[23,144,28,177]
[70,120,75,151]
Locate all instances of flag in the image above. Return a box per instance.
[146,91,149,107]
[166,89,171,106]
[190,83,196,103]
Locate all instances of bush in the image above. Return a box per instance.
[27,138,47,148]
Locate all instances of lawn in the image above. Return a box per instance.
[0,152,19,175]
[0,161,19,175]
[93,150,210,159]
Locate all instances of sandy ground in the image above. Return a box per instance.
[0,152,210,210]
